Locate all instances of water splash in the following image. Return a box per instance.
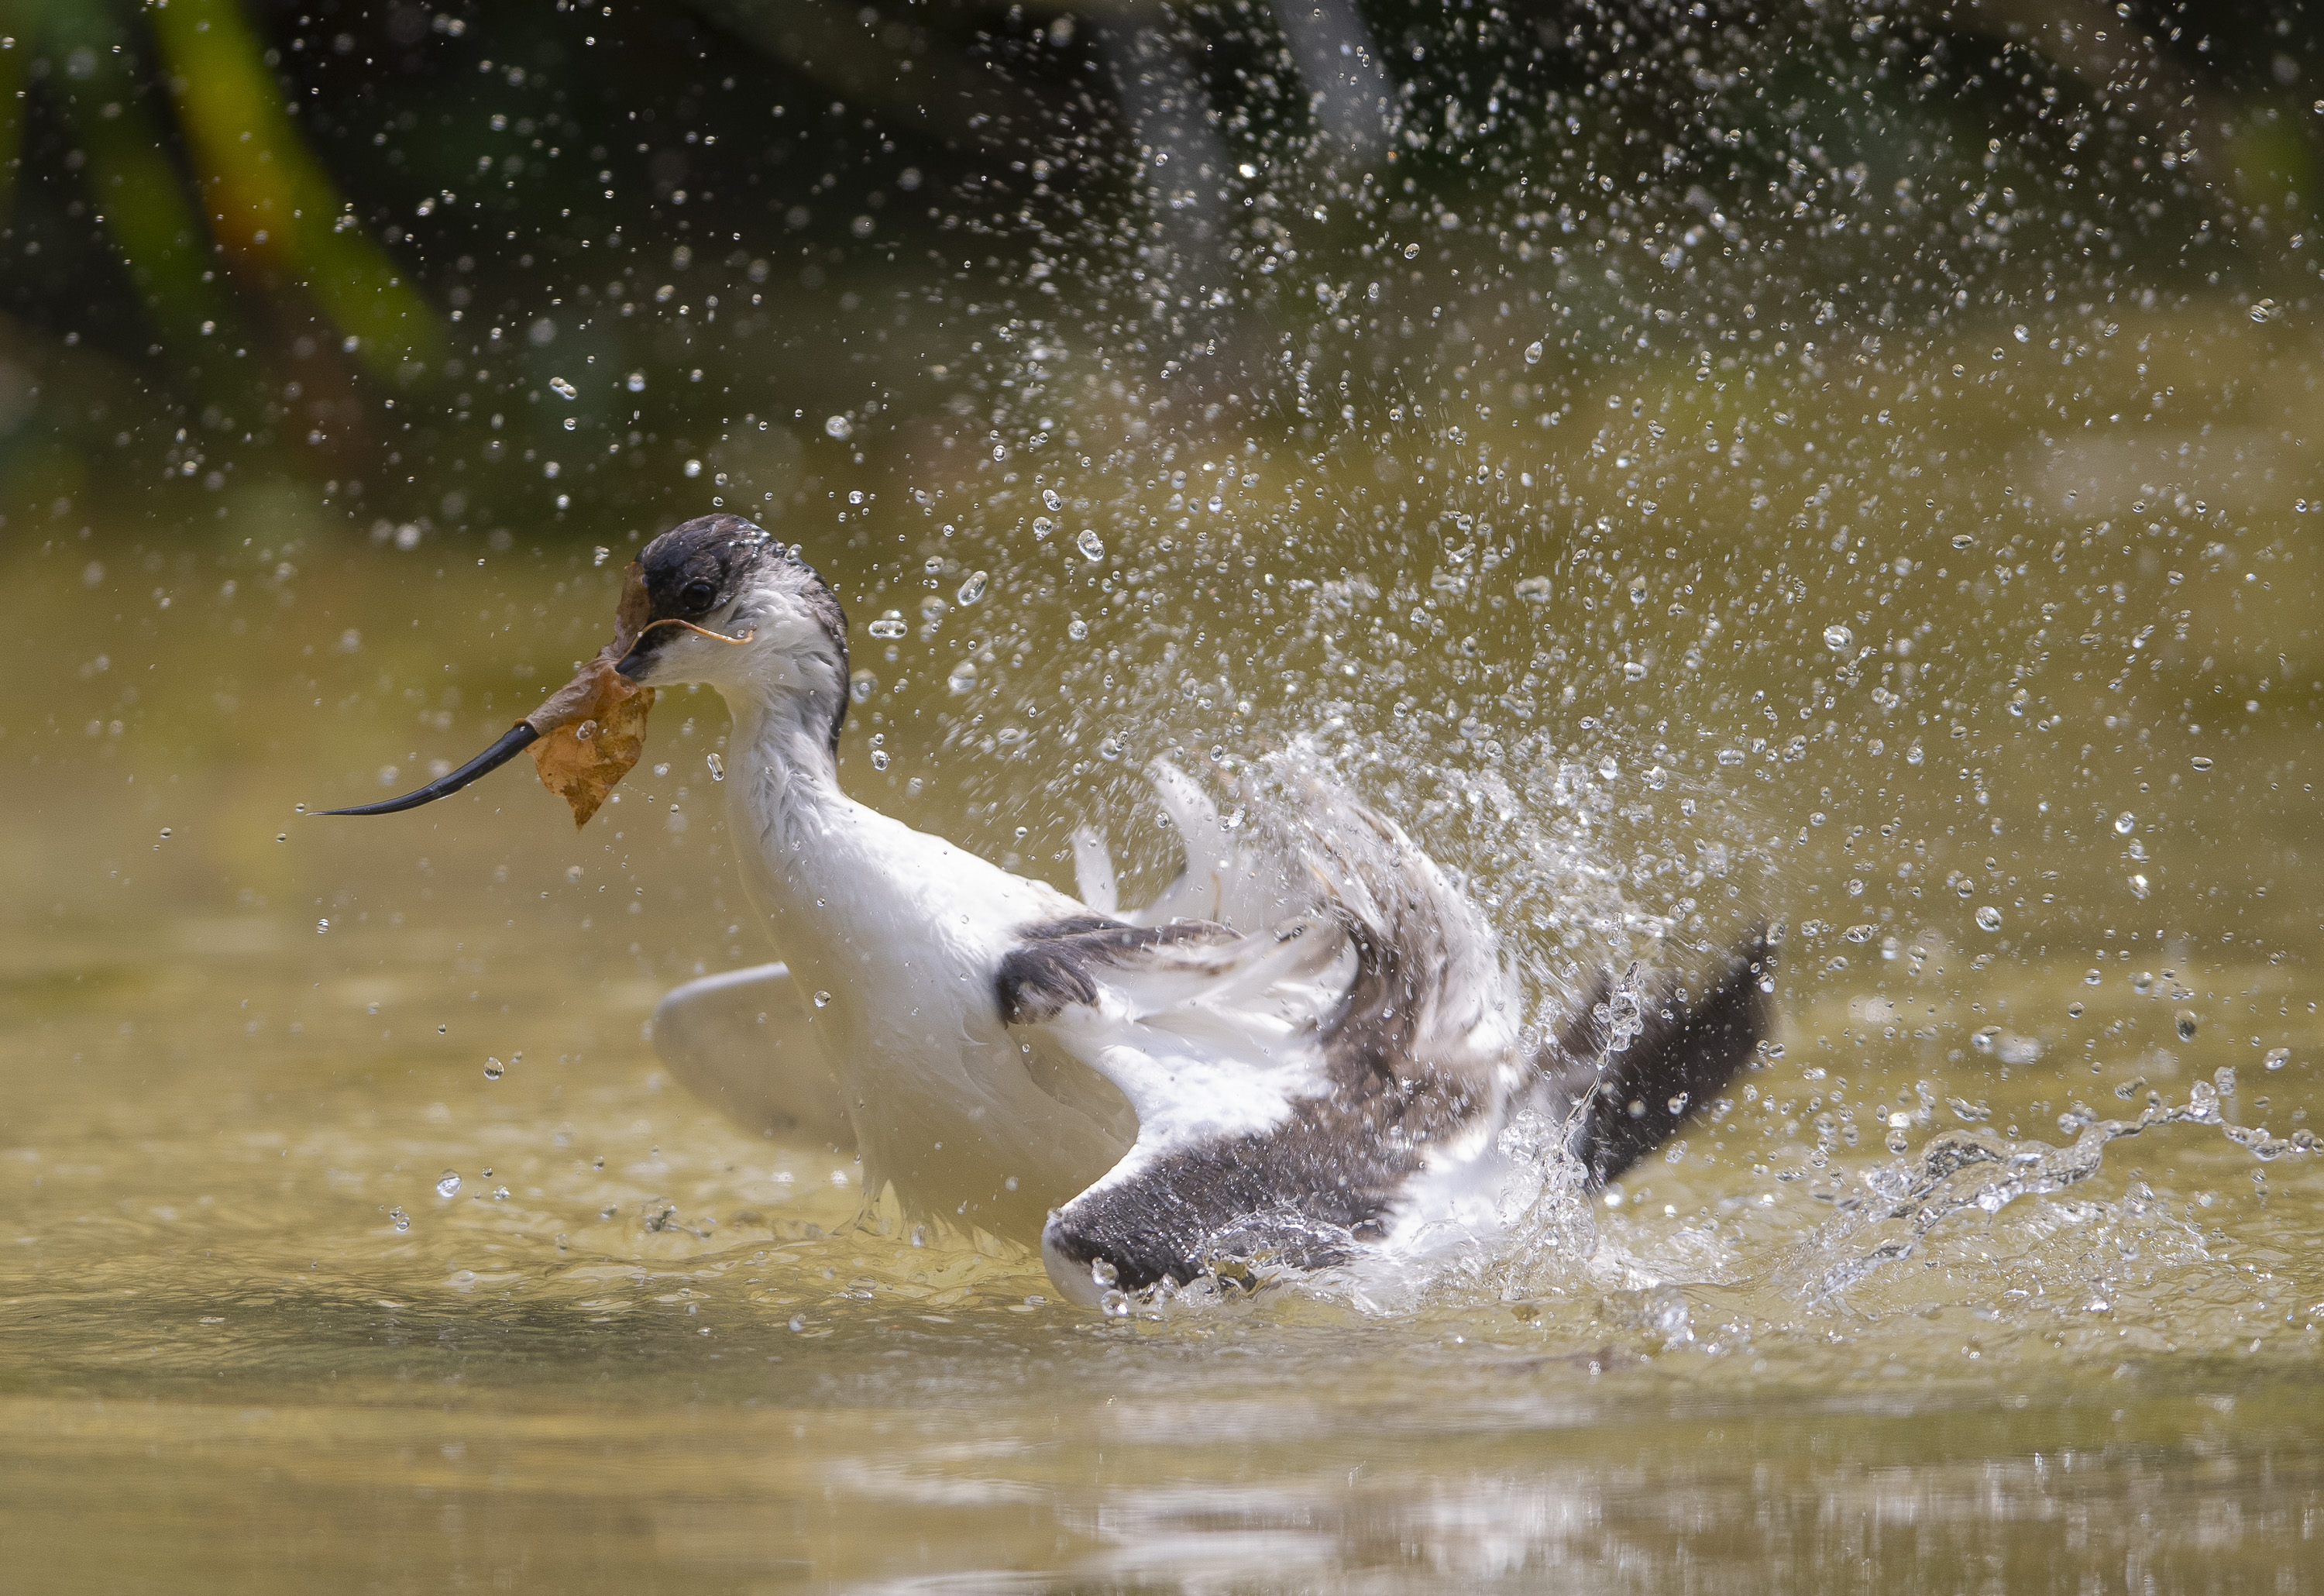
[1789,1089,2319,1303]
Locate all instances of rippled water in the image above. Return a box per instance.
[7,302,2322,1590]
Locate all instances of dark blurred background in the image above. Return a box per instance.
[1,0,2318,549]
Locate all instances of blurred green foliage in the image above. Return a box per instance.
[0,0,2318,546]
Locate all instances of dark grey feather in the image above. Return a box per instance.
[1545,931,1773,1188]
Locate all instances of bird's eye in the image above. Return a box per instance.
[679,579,718,611]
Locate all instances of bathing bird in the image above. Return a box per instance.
[330,514,1772,1304]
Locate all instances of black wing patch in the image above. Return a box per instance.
[1545,931,1773,1188]
[1041,1068,1470,1293]
[993,915,1232,1025]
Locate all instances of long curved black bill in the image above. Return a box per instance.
[315,722,541,817]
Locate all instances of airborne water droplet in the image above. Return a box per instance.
[2189,755,2214,772]
[483,1058,505,1081]
[956,569,988,605]
[2129,872,2150,899]
[1067,617,1088,641]
[1623,661,1648,681]
[1524,340,1544,365]
[868,610,906,640]
[1975,906,2003,932]
[548,377,577,400]
[2264,1047,2290,1071]
[813,990,832,1008]
[706,752,724,781]
[1823,624,1853,653]
[1951,532,1977,549]
[2175,1009,2199,1042]
[2115,812,2135,834]
[869,749,890,771]
[947,661,978,694]
[436,1172,462,1199]
[389,1207,411,1232]
[1075,528,1105,561]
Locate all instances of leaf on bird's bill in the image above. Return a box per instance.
[522,562,656,827]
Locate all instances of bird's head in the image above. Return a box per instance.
[318,513,848,820]
[615,514,851,752]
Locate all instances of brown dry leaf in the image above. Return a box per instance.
[523,562,657,827]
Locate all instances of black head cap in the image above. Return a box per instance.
[629,514,851,755]
[638,512,778,623]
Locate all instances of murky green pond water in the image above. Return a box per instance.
[6,302,2322,1591]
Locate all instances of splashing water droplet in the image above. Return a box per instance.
[2264,1047,2290,1071]
[2115,812,2136,834]
[1823,624,1854,653]
[549,377,577,400]
[316,919,329,934]
[1524,340,1544,365]
[483,1058,504,1081]
[2175,1010,2199,1042]
[2132,971,2154,994]
[1951,532,1977,549]
[1623,661,1648,681]
[390,1207,410,1232]
[593,545,610,566]
[956,569,988,605]
[435,1172,462,1199]
[1067,617,1089,641]
[2129,873,2150,899]
[869,749,890,771]
[1075,528,1105,561]
[625,370,646,392]
[1975,906,2003,932]
[706,752,725,781]
[1515,574,1552,602]
[867,610,906,640]
[947,661,978,694]
[813,990,832,1008]
[2085,968,2103,985]
[2190,755,2214,772]
[823,414,853,440]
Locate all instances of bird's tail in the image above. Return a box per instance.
[1542,930,1775,1188]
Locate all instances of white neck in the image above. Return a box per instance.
[724,679,847,850]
